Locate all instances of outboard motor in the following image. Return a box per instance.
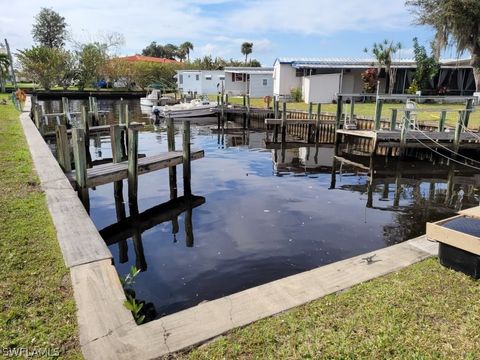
[152,107,161,126]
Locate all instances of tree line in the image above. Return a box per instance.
[15,8,261,90]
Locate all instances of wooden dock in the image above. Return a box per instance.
[66,150,204,188]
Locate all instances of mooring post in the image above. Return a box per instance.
[247,94,251,128]
[55,125,71,172]
[335,95,343,130]
[439,110,447,132]
[399,110,410,159]
[61,97,69,125]
[464,98,474,128]
[33,104,43,134]
[80,105,92,167]
[118,100,125,124]
[110,124,128,263]
[127,128,139,206]
[274,98,279,119]
[124,103,130,128]
[308,102,313,119]
[454,110,465,153]
[242,94,247,129]
[315,103,322,143]
[72,128,89,211]
[281,102,287,142]
[390,108,398,131]
[350,97,355,122]
[374,99,383,130]
[167,117,179,236]
[182,120,192,196]
[92,97,99,126]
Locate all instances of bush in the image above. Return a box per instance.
[290,87,302,102]
[361,68,378,93]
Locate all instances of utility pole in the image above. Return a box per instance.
[4,38,17,89]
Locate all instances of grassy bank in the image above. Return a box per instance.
[178,258,480,359]
[0,94,82,358]
[220,96,480,128]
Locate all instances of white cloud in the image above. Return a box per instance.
[226,0,409,35]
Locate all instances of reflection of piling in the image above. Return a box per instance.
[167,117,179,236]
[183,120,192,196]
[129,203,147,271]
[185,202,194,247]
[281,102,287,142]
[329,157,337,189]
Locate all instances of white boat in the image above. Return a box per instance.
[152,98,217,119]
[140,89,174,107]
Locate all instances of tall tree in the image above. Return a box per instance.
[241,42,253,64]
[365,40,402,94]
[406,0,480,91]
[32,8,67,48]
[179,41,194,62]
[17,46,66,89]
[77,43,108,90]
[0,53,9,92]
[412,37,440,91]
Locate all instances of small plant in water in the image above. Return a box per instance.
[124,295,145,325]
[120,265,140,287]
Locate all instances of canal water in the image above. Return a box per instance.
[43,99,480,317]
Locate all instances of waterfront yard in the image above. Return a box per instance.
[179,258,480,359]
[222,96,480,128]
[0,94,81,358]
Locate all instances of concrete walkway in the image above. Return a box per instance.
[19,97,438,359]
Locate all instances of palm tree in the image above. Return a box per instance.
[179,42,194,62]
[241,42,253,64]
[0,53,10,93]
[407,0,480,91]
[365,40,402,94]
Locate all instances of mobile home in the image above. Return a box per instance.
[224,67,273,97]
[176,70,225,95]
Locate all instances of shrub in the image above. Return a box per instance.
[361,68,378,93]
[290,87,302,102]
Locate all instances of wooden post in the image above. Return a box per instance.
[33,104,43,134]
[454,110,465,153]
[247,94,251,128]
[61,97,69,125]
[315,103,322,143]
[374,99,383,130]
[390,108,398,131]
[124,103,130,128]
[55,125,71,172]
[464,98,473,128]
[242,95,247,129]
[72,128,89,210]
[400,110,410,159]
[183,120,191,196]
[80,105,92,167]
[281,102,287,142]
[118,100,125,124]
[274,98,279,119]
[127,128,139,205]
[349,98,355,121]
[335,95,343,129]
[166,117,179,236]
[308,102,313,119]
[111,124,128,263]
[225,94,229,106]
[439,110,447,132]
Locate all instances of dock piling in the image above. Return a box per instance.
[127,128,139,206]
[72,128,89,211]
[55,125,71,172]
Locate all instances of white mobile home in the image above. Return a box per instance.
[224,67,273,97]
[273,58,475,103]
[176,70,225,95]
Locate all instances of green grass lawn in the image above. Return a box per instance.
[177,258,480,359]
[220,96,480,129]
[0,94,82,359]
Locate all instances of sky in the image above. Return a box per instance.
[0,0,464,65]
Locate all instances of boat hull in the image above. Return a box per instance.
[161,107,215,119]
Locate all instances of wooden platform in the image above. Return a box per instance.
[265,118,335,125]
[66,150,204,188]
[337,129,480,148]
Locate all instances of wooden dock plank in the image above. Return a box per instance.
[66,150,204,188]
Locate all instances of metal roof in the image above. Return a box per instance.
[275,57,472,69]
[224,67,273,75]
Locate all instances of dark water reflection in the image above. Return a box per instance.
[43,99,480,317]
